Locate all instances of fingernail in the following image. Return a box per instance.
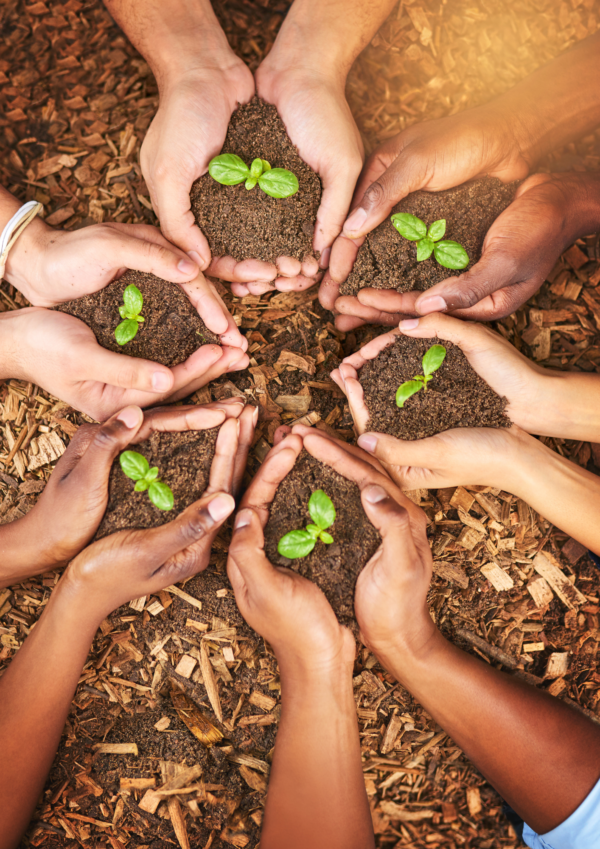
[178,258,198,274]
[343,207,367,235]
[417,295,447,315]
[358,434,377,453]
[234,509,252,530]
[188,249,208,270]
[318,246,331,269]
[399,318,420,331]
[364,484,388,504]
[252,406,259,425]
[152,371,172,392]
[116,406,142,429]
[207,494,234,522]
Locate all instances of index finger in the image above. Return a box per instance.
[239,435,303,528]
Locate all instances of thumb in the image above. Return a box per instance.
[79,341,175,396]
[153,181,211,270]
[227,508,273,594]
[360,484,425,584]
[113,230,201,283]
[358,431,443,473]
[342,153,417,240]
[314,165,360,261]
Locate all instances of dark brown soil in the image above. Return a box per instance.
[56,270,219,367]
[340,178,518,296]
[360,335,510,440]
[95,428,219,539]
[191,96,322,264]
[263,450,381,626]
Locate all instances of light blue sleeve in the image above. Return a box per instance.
[522,777,600,849]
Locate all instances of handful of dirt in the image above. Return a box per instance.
[191,96,322,265]
[340,177,518,296]
[57,270,219,368]
[263,450,381,626]
[95,428,219,539]
[359,335,510,440]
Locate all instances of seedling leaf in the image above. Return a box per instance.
[306,524,321,538]
[148,481,175,511]
[434,240,469,269]
[249,158,263,179]
[208,153,250,185]
[134,479,149,492]
[115,319,140,346]
[123,284,143,316]
[320,531,334,544]
[258,168,299,198]
[427,219,446,241]
[391,213,427,241]
[308,490,336,530]
[416,237,434,262]
[278,529,316,559]
[396,379,423,408]
[422,344,447,376]
[261,160,271,172]
[245,176,259,191]
[120,451,150,481]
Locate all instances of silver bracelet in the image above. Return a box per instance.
[0,201,44,279]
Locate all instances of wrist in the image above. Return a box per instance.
[2,210,50,303]
[56,568,108,632]
[371,627,449,688]
[0,310,29,380]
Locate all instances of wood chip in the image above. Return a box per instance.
[175,654,197,679]
[239,765,268,794]
[533,552,586,610]
[545,652,569,679]
[93,743,138,755]
[466,786,482,817]
[527,576,554,608]
[27,431,66,470]
[380,712,402,755]
[120,777,156,791]
[165,585,202,610]
[378,802,435,821]
[432,560,468,589]
[480,562,514,592]
[200,642,222,722]
[275,350,316,375]
[248,690,277,712]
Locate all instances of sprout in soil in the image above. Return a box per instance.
[119,450,174,511]
[396,344,447,408]
[208,154,299,199]
[391,214,469,270]
[115,284,144,346]
[278,489,336,559]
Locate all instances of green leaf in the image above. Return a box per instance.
[258,168,299,199]
[134,479,149,492]
[208,153,250,185]
[148,481,174,511]
[427,219,446,241]
[115,319,139,346]
[395,380,423,408]
[277,529,316,559]
[422,344,447,376]
[119,305,128,319]
[261,160,271,172]
[391,213,427,241]
[146,467,159,482]
[249,158,263,179]
[416,237,434,262]
[120,450,150,481]
[434,240,469,270]
[306,524,321,538]
[308,490,336,530]
[123,284,143,316]
[245,176,259,191]
[319,531,334,544]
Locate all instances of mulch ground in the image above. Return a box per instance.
[1,1,600,848]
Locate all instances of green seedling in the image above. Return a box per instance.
[396,344,447,408]
[278,490,336,559]
[119,450,174,511]
[391,214,469,270]
[115,284,144,346]
[208,153,299,199]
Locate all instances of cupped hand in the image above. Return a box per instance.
[227,434,355,673]
[7,308,248,421]
[62,414,250,621]
[332,314,550,435]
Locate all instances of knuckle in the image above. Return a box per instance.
[91,423,119,451]
[361,180,386,211]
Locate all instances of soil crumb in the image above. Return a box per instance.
[57,270,219,367]
[360,335,510,440]
[340,178,517,296]
[191,96,322,264]
[96,428,219,539]
[263,450,381,625]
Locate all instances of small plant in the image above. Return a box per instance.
[396,344,447,408]
[115,284,144,346]
[278,490,335,559]
[391,214,469,270]
[208,154,299,199]
[119,450,174,511]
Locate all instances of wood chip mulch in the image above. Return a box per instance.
[1,1,600,848]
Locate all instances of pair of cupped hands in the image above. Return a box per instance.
[9,396,433,676]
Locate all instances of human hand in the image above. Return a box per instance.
[61,413,249,622]
[228,434,354,673]
[2,307,248,421]
[319,104,530,318]
[332,314,551,436]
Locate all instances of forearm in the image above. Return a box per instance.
[0,517,51,588]
[103,0,235,89]
[0,581,100,848]
[377,634,600,834]
[535,367,600,441]
[488,32,600,165]
[261,661,374,849]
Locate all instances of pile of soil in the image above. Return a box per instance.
[263,450,381,625]
[95,428,219,539]
[360,335,510,440]
[191,96,322,264]
[340,177,518,296]
[57,270,219,367]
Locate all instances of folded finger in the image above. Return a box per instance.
[232,405,258,497]
[209,255,277,284]
[239,435,303,526]
[205,417,240,496]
